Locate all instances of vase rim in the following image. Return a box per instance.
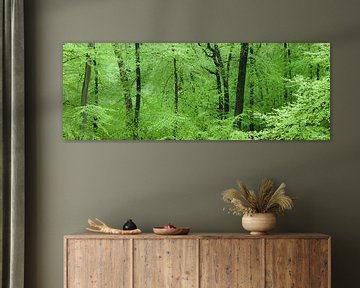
[243,212,276,216]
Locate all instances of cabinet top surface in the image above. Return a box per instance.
[64,232,330,240]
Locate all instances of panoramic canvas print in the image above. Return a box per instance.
[63,43,330,140]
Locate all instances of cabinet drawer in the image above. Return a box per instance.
[134,239,198,288]
[64,234,330,288]
[265,239,329,288]
[65,239,131,288]
[200,239,264,288]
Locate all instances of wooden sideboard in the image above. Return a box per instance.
[64,233,330,288]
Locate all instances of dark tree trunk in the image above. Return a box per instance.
[255,46,264,111]
[174,58,179,115]
[173,49,179,139]
[234,43,249,129]
[80,42,94,132]
[113,44,133,113]
[190,72,196,93]
[283,43,292,101]
[113,44,133,130]
[287,44,292,79]
[283,43,289,100]
[93,44,99,133]
[224,44,234,115]
[199,43,226,119]
[214,44,226,119]
[134,43,142,138]
[249,45,255,132]
[215,72,223,116]
[287,44,292,99]
[214,44,233,117]
[93,62,99,104]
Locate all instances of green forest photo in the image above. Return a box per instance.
[63,43,330,140]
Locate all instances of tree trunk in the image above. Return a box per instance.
[213,44,234,118]
[173,48,179,139]
[199,43,225,119]
[224,44,234,115]
[113,44,132,112]
[255,45,264,111]
[316,64,320,80]
[134,43,142,138]
[234,43,249,129]
[287,44,292,99]
[283,43,289,100]
[94,61,99,104]
[93,44,99,133]
[80,42,94,132]
[287,44,292,79]
[249,45,255,132]
[215,72,223,116]
[283,43,292,101]
[214,44,227,119]
[174,59,179,115]
[113,44,133,129]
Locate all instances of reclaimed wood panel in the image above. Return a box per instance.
[265,239,310,288]
[200,239,264,288]
[65,233,330,240]
[64,234,330,288]
[66,239,131,288]
[133,239,198,288]
[310,239,330,288]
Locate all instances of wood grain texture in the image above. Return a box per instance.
[64,239,68,288]
[310,239,330,288]
[65,233,330,240]
[133,239,197,288]
[200,239,264,288]
[64,234,330,288]
[66,239,131,288]
[265,239,310,288]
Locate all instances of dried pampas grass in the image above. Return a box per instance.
[222,179,294,216]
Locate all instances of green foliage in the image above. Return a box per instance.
[63,42,330,140]
[63,104,116,140]
[254,44,330,140]
[255,75,330,140]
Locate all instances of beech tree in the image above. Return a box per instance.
[80,43,94,132]
[199,43,234,119]
[92,44,99,133]
[113,43,133,129]
[234,43,249,129]
[134,43,142,138]
[173,46,179,138]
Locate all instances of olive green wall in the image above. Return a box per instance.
[25,0,360,287]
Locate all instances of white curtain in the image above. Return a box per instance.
[0,0,25,287]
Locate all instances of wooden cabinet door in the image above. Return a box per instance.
[266,239,309,288]
[65,239,131,288]
[200,239,264,288]
[133,239,198,288]
[65,234,330,288]
[309,239,330,288]
[265,239,329,288]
